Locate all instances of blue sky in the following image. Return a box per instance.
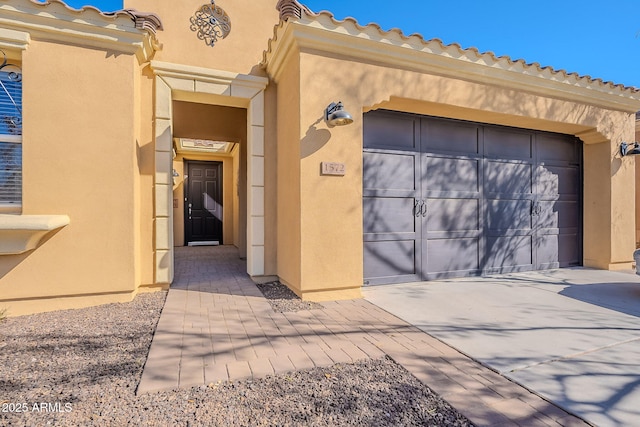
[65,0,640,88]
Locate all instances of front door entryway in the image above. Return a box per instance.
[185,161,223,245]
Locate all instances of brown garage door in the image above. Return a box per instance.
[363,110,582,285]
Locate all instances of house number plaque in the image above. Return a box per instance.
[321,162,346,176]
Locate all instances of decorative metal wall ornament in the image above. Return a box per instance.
[0,50,22,134]
[189,1,231,47]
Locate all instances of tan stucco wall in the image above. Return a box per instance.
[276,50,302,291]
[0,39,143,315]
[231,144,240,246]
[0,0,278,315]
[138,65,157,289]
[124,0,279,75]
[272,48,637,299]
[263,83,278,275]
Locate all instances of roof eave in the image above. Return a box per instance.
[0,0,161,63]
[264,13,640,113]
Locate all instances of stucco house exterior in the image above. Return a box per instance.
[1,0,640,316]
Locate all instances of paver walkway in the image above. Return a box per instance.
[138,246,589,426]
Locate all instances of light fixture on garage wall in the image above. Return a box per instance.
[620,142,640,156]
[324,102,354,127]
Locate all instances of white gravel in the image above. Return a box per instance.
[0,291,474,426]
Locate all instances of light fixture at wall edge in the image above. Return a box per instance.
[324,101,353,127]
[620,142,640,156]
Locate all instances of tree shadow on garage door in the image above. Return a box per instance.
[363,125,581,283]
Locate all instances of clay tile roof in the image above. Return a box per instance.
[124,9,164,33]
[276,0,311,21]
[277,4,638,95]
[25,0,162,33]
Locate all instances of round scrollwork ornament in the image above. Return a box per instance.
[189,1,231,47]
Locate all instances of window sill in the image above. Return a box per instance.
[0,214,70,255]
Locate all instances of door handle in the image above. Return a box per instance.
[188,203,192,220]
[413,199,422,217]
[413,200,427,217]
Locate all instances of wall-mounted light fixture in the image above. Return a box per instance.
[324,102,353,127]
[620,142,640,156]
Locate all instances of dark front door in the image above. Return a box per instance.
[185,161,223,244]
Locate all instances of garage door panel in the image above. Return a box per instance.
[538,201,558,230]
[537,134,579,162]
[364,113,417,150]
[364,152,416,193]
[427,198,479,232]
[422,119,479,154]
[487,199,532,232]
[538,201,580,231]
[363,197,416,234]
[537,235,559,266]
[425,157,480,192]
[485,162,533,195]
[558,200,580,229]
[364,240,419,279]
[558,234,580,266]
[363,112,581,285]
[538,166,579,197]
[485,128,532,159]
[485,236,533,270]
[426,238,479,274]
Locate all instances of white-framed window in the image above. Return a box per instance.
[0,68,22,212]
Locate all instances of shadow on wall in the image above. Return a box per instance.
[300,116,331,158]
[0,228,64,281]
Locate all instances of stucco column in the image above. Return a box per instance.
[295,94,364,301]
[247,92,266,276]
[153,77,174,284]
[583,134,636,270]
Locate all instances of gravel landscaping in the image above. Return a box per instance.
[0,291,474,426]
[256,281,324,313]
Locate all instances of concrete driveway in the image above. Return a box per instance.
[364,268,640,427]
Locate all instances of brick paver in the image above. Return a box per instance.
[138,246,589,426]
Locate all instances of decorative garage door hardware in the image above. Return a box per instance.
[413,200,427,217]
[414,200,549,218]
[363,110,582,286]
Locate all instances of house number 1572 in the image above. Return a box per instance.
[321,162,346,176]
